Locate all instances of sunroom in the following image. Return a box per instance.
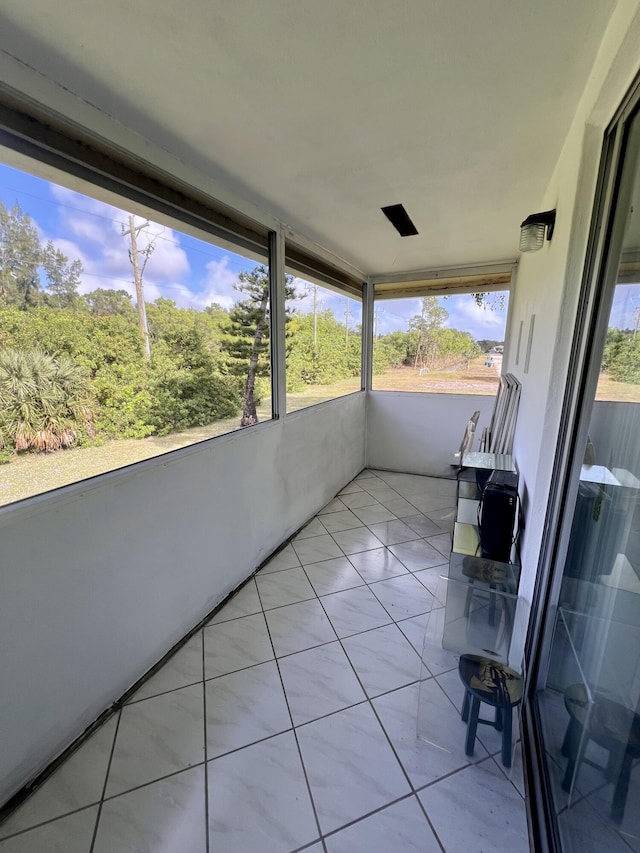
[1,2,640,852]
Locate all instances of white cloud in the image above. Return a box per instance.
[95,217,190,285]
[64,216,107,245]
[49,183,127,226]
[44,183,299,314]
[290,278,323,314]
[141,228,190,283]
[48,236,89,267]
[47,189,194,302]
[193,257,241,310]
[376,298,420,334]
[146,281,207,309]
[445,297,507,338]
[374,295,508,339]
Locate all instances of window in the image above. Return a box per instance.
[285,274,362,412]
[371,292,509,394]
[0,157,271,506]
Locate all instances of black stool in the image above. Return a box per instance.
[459,654,523,767]
[561,683,640,823]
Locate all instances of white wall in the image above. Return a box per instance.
[366,391,495,477]
[0,393,365,806]
[505,0,640,608]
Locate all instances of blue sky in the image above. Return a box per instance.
[0,159,510,339]
[374,295,508,340]
[0,162,256,311]
[609,283,640,331]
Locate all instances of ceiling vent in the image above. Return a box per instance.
[381,204,419,237]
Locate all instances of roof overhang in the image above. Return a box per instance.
[371,261,516,300]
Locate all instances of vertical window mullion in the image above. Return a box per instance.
[269,227,287,419]
[362,280,374,391]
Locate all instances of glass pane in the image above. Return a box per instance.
[285,274,362,412]
[538,113,640,851]
[372,292,509,394]
[0,157,270,506]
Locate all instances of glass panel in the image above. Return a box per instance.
[285,274,362,412]
[0,157,270,506]
[417,575,526,777]
[372,292,509,394]
[537,112,640,851]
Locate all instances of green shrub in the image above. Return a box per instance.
[0,347,94,452]
[148,371,240,434]
[91,362,155,439]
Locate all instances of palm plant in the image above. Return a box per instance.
[0,347,94,452]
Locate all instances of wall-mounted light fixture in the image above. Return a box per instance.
[519,209,556,253]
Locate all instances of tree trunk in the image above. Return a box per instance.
[240,288,269,427]
[127,215,151,361]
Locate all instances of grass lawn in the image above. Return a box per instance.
[372,357,500,395]
[596,374,640,402]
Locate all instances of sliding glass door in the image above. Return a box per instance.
[532,89,640,851]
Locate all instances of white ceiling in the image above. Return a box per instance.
[0,0,617,276]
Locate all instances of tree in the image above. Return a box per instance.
[477,339,504,353]
[602,328,640,383]
[286,309,361,390]
[408,296,448,368]
[0,202,85,310]
[41,241,83,308]
[145,298,240,434]
[0,347,94,452]
[0,298,243,441]
[0,201,44,308]
[375,330,414,367]
[467,293,507,309]
[122,216,157,359]
[431,327,480,366]
[223,266,295,426]
[0,305,153,439]
[200,303,230,358]
[84,288,137,317]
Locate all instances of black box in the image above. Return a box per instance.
[478,470,518,562]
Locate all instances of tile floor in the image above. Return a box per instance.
[0,469,529,853]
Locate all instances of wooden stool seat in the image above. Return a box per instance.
[459,654,523,767]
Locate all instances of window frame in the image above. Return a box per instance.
[0,102,282,506]
[368,284,512,396]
